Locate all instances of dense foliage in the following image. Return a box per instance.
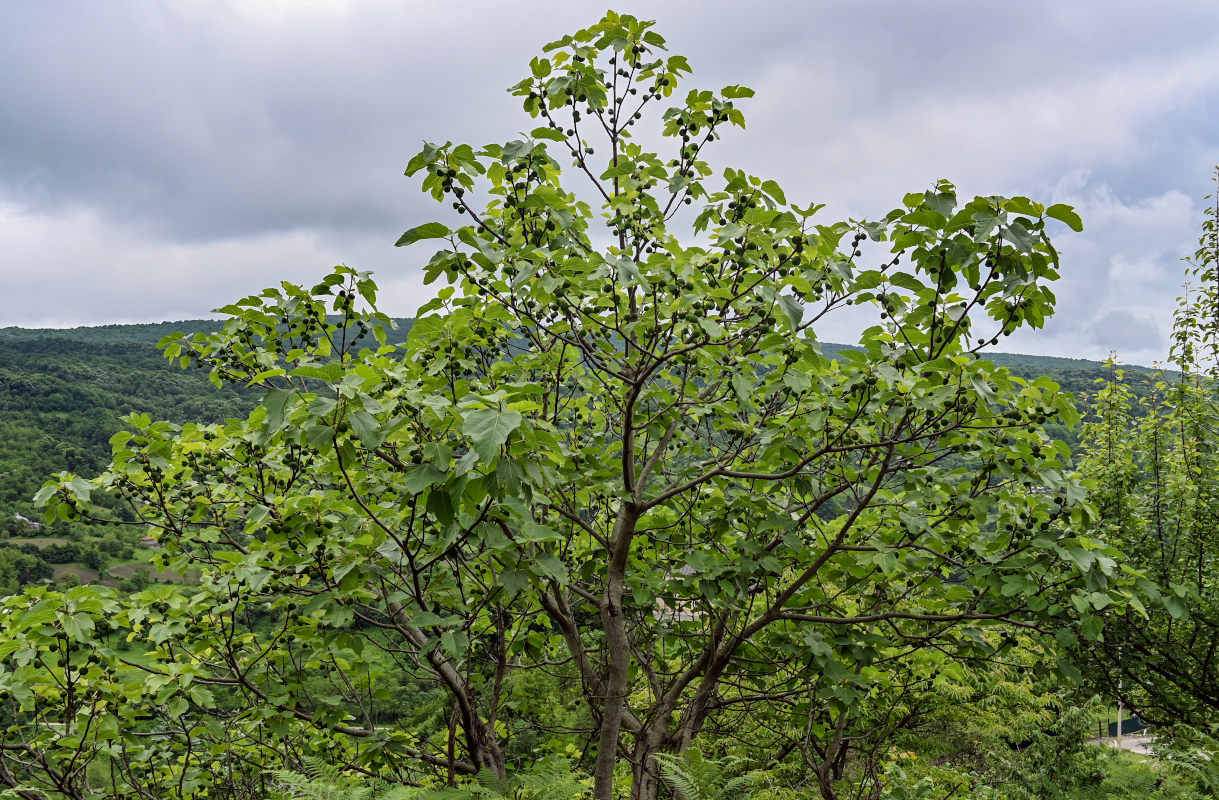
[0,12,1215,800]
[1071,172,1219,725]
[0,323,252,518]
[0,323,1132,524]
[15,12,1127,800]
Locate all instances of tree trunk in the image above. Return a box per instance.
[592,507,639,800]
[462,709,506,778]
[592,574,630,798]
[390,601,506,780]
[629,727,668,800]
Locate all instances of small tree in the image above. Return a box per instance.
[10,12,1120,800]
[1075,169,1219,723]
[80,545,106,573]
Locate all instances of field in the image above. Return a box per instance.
[51,564,99,583]
[107,561,196,584]
[6,537,69,548]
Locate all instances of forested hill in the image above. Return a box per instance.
[823,343,1165,407]
[0,320,233,345]
[0,322,247,517]
[0,319,413,519]
[987,351,1170,402]
[0,319,1159,518]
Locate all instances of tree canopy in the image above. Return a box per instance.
[5,11,1135,800]
[1072,170,1219,726]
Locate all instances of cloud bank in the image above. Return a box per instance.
[2,0,1218,364]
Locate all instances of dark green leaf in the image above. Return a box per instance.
[259,388,290,433]
[349,409,385,448]
[402,465,446,495]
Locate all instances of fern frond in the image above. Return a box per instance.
[653,749,754,800]
[269,766,372,800]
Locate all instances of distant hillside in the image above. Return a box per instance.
[0,322,250,517]
[0,319,418,518]
[821,341,1157,374]
[0,319,1172,518]
[0,320,231,345]
[985,352,1173,412]
[986,351,1121,372]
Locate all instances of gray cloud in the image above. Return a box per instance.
[1088,309,1165,356]
[1,0,1218,363]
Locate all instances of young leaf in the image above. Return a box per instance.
[1046,203,1084,232]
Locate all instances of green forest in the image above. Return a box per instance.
[0,322,1151,606]
[2,12,1219,800]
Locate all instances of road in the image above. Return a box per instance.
[1085,734,1155,755]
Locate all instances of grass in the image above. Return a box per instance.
[52,563,99,583]
[106,561,195,583]
[6,536,69,547]
[1061,749,1199,799]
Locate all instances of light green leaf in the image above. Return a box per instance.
[462,407,524,462]
[522,521,562,542]
[531,127,566,142]
[1046,203,1084,232]
[259,388,290,433]
[887,272,925,293]
[395,223,451,247]
[410,611,444,628]
[761,179,786,205]
[68,477,92,503]
[32,485,56,507]
[189,685,215,707]
[1004,196,1043,216]
[777,294,805,330]
[616,257,649,288]
[535,552,569,585]
[698,317,725,338]
[1163,594,1188,619]
[18,600,59,629]
[61,613,94,642]
[530,56,552,78]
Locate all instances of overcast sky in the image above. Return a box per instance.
[2,1,1217,364]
